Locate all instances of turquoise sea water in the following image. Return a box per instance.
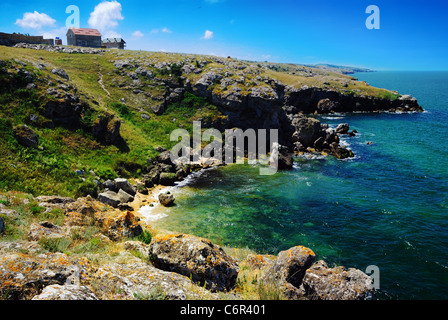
[154,72,448,300]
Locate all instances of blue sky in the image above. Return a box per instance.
[1,0,447,70]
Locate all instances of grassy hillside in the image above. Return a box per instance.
[0,45,400,198]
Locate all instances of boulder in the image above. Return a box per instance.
[301,260,376,300]
[159,173,176,186]
[335,123,350,135]
[103,180,118,192]
[98,191,121,208]
[149,233,239,292]
[117,189,134,204]
[278,149,294,170]
[330,142,355,160]
[263,246,316,290]
[32,285,98,300]
[13,125,39,148]
[291,117,323,149]
[91,112,121,145]
[159,192,175,207]
[114,178,136,196]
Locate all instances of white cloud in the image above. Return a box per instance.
[151,28,173,34]
[202,30,214,40]
[15,11,56,29]
[103,30,122,38]
[42,27,67,40]
[88,1,124,32]
[132,30,144,38]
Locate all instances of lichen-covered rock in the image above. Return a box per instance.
[64,197,143,241]
[91,261,218,300]
[301,260,376,300]
[263,246,316,289]
[246,254,276,270]
[32,284,98,300]
[149,233,239,292]
[0,252,93,300]
[27,221,70,241]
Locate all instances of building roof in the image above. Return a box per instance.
[68,28,101,37]
[102,38,126,44]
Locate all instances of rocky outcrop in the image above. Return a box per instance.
[13,125,39,148]
[0,252,93,300]
[261,245,376,300]
[262,246,316,299]
[92,260,218,300]
[301,260,376,300]
[149,233,239,292]
[63,196,143,241]
[91,112,122,145]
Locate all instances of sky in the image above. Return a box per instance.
[1,0,447,71]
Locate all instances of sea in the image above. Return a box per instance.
[147,71,448,300]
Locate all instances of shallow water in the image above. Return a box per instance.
[153,72,448,300]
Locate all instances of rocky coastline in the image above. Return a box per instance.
[0,189,376,301]
[0,44,425,300]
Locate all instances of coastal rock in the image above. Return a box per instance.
[317,99,340,113]
[159,192,175,207]
[330,142,354,160]
[103,180,118,192]
[159,172,176,186]
[291,117,323,149]
[149,233,239,292]
[32,285,98,300]
[263,246,316,290]
[0,252,93,300]
[13,125,39,148]
[64,197,143,241]
[98,191,121,208]
[114,178,136,196]
[91,260,218,300]
[117,189,134,204]
[301,260,376,300]
[336,123,350,135]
